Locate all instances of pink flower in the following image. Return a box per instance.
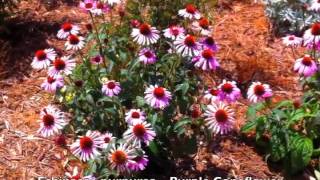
[125,109,146,125]
[131,23,160,45]
[144,85,172,109]
[57,22,80,39]
[178,4,201,20]
[192,48,219,71]
[37,105,67,137]
[65,34,85,51]
[192,17,212,36]
[123,121,156,146]
[294,55,318,77]
[174,34,200,56]
[90,55,104,65]
[79,0,96,12]
[282,35,302,47]
[41,75,64,93]
[48,56,76,77]
[71,131,104,162]
[247,82,273,103]
[204,102,235,135]
[163,25,185,40]
[108,143,135,173]
[127,153,149,172]
[217,80,241,103]
[138,48,157,65]
[101,80,121,97]
[31,48,56,69]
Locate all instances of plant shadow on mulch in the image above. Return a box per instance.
[0,18,60,80]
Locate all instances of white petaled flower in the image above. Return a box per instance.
[125,109,146,125]
[144,85,172,109]
[247,82,273,103]
[65,34,85,51]
[101,80,121,97]
[41,75,64,93]
[282,35,302,47]
[294,55,318,77]
[90,55,104,65]
[48,56,76,77]
[303,22,320,46]
[57,22,80,39]
[217,80,241,103]
[178,4,201,20]
[105,0,122,6]
[101,132,115,149]
[309,0,320,11]
[192,17,212,36]
[138,48,157,65]
[192,48,219,71]
[123,121,156,146]
[37,105,67,137]
[71,131,104,162]
[127,153,149,172]
[204,88,220,103]
[163,25,185,40]
[91,2,109,16]
[31,48,56,69]
[108,143,135,173]
[79,0,96,12]
[204,102,235,135]
[174,34,200,57]
[131,23,160,45]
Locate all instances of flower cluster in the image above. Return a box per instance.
[31,0,276,178]
[282,22,320,77]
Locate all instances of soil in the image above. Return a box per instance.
[0,0,309,179]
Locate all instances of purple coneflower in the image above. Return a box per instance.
[127,153,149,172]
[90,55,104,65]
[163,25,185,40]
[108,143,135,173]
[79,0,96,12]
[294,55,318,77]
[71,131,104,162]
[65,34,85,51]
[204,88,220,103]
[41,75,64,93]
[217,80,241,103]
[138,48,157,65]
[48,56,76,77]
[282,35,302,47]
[144,85,172,109]
[201,36,218,51]
[192,17,212,36]
[192,48,219,71]
[178,4,201,20]
[37,105,67,137]
[101,80,121,97]
[123,121,156,146]
[131,23,160,45]
[204,102,235,135]
[31,48,56,69]
[174,34,199,56]
[101,132,115,149]
[125,109,146,125]
[57,22,80,39]
[247,82,273,103]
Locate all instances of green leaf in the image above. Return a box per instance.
[136,96,145,107]
[288,136,313,174]
[148,141,160,156]
[275,100,293,109]
[241,120,258,133]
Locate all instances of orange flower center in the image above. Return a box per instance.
[107,82,116,89]
[35,50,47,60]
[215,109,228,123]
[69,35,80,45]
[47,76,56,84]
[111,150,128,165]
[133,124,146,137]
[53,58,66,70]
[199,18,209,29]
[184,35,196,47]
[80,136,93,150]
[186,4,196,14]
[62,23,72,32]
[139,23,151,35]
[202,49,214,59]
[221,83,233,94]
[42,114,55,127]
[302,56,313,66]
[153,87,165,98]
[85,3,93,9]
[210,89,219,96]
[253,85,265,96]
[311,22,320,36]
[131,111,140,118]
[144,51,153,58]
